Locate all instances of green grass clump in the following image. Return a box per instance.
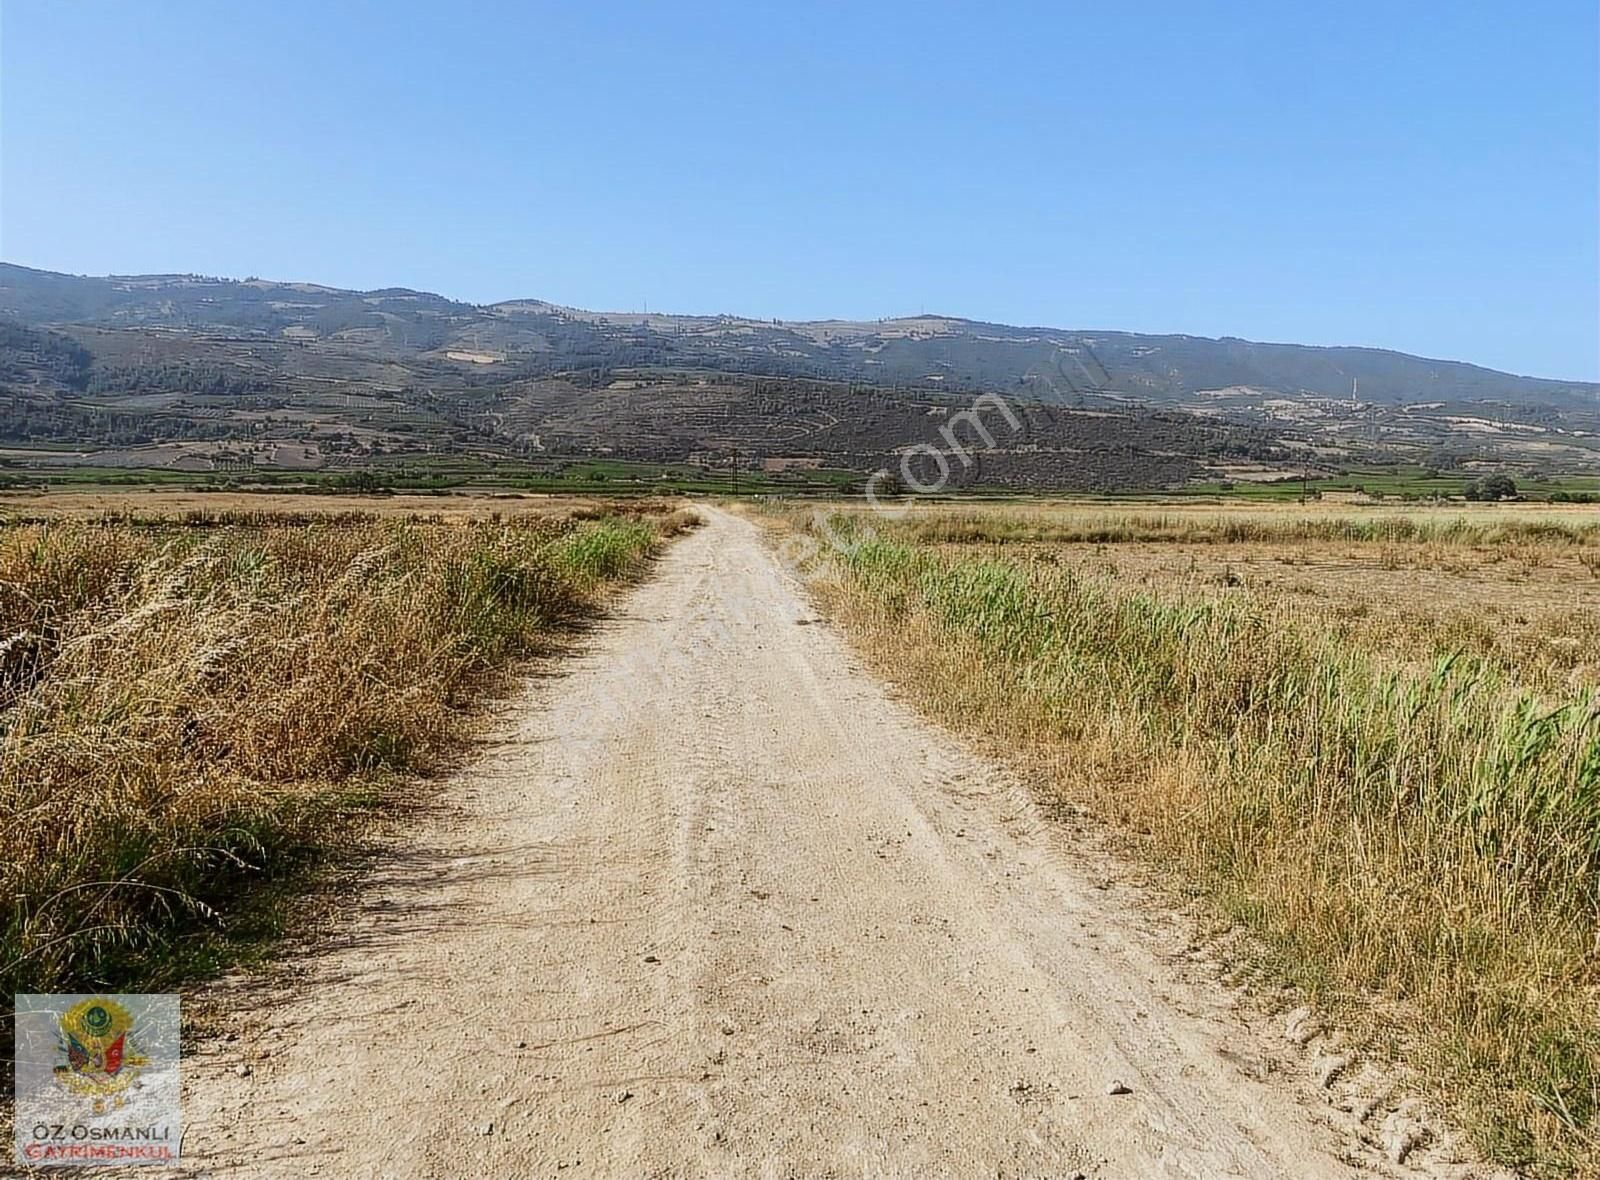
[551,518,661,587]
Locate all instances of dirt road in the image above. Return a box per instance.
[174,508,1446,1178]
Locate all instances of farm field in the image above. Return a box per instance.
[0,486,632,521]
[2,490,1592,1177]
[1181,468,1600,502]
[0,453,861,497]
[766,498,1600,1175]
[0,497,693,1003]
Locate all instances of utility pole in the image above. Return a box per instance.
[730,447,739,498]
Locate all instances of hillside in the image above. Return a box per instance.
[5,263,1594,406]
[0,262,1594,488]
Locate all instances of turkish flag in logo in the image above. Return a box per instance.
[104,1034,126,1075]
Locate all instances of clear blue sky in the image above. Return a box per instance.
[2,1,1596,379]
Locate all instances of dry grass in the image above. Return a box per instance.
[0,500,695,998]
[938,537,1600,701]
[0,488,615,521]
[885,503,1600,548]
[773,501,1600,1177]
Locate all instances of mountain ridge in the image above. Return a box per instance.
[3,262,1593,409]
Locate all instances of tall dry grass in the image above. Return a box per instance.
[797,510,1600,1177]
[0,506,691,997]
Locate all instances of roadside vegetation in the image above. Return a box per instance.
[779,503,1600,1176]
[0,501,694,999]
